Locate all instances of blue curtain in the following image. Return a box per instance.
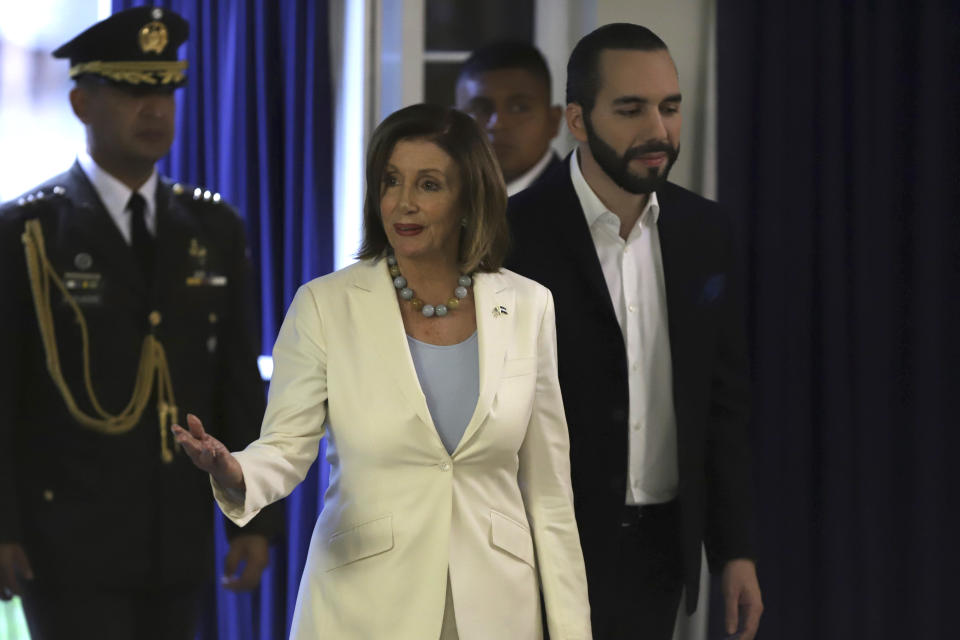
[114,2,333,638]
[716,1,959,638]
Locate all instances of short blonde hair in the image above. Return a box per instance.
[357,103,509,273]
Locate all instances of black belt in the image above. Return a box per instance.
[620,499,678,526]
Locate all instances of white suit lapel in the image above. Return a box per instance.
[348,260,439,438]
[454,270,514,454]
[348,262,515,454]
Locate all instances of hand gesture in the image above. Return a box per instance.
[0,543,33,601]
[172,413,244,491]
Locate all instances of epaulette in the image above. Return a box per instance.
[171,182,228,208]
[9,185,68,219]
[16,185,67,206]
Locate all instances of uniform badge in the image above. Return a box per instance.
[64,271,103,305]
[74,252,93,270]
[189,238,207,267]
[185,238,228,287]
[139,20,169,54]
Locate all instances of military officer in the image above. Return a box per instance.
[0,7,280,639]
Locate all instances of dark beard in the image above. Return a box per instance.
[583,114,679,194]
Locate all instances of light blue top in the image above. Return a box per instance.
[407,331,479,455]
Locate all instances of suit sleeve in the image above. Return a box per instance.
[212,284,328,527]
[213,213,283,538]
[0,209,26,544]
[703,214,757,571]
[517,289,592,640]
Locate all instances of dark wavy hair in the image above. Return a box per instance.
[356,103,509,273]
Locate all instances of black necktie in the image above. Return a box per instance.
[127,192,155,285]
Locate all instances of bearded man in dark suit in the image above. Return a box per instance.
[507,23,763,640]
[0,7,279,639]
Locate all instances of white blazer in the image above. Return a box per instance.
[213,259,591,640]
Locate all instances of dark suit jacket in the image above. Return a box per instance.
[0,163,280,588]
[506,155,755,613]
[533,152,562,189]
[518,151,562,195]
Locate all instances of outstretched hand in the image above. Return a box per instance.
[172,414,244,491]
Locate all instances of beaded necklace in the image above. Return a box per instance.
[387,254,472,318]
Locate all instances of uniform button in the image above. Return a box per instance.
[632,363,639,372]
[628,304,637,313]
[439,462,451,472]
[43,489,54,502]
[208,312,218,324]
[631,422,642,431]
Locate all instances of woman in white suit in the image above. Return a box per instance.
[173,104,591,639]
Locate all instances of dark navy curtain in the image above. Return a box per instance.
[114,1,333,638]
[716,1,959,638]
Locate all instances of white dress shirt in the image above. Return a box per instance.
[570,149,679,505]
[506,148,557,197]
[77,150,158,244]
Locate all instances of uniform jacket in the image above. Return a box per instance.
[506,155,756,614]
[213,259,592,640]
[0,162,280,588]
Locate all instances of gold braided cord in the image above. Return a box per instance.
[21,219,178,463]
[69,60,188,86]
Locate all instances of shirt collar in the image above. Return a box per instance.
[77,150,158,236]
[506,147,556,197]
[569,147,660,230]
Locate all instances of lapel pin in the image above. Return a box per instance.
[492,305,508,317]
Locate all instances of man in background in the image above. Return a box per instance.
[0,7,279,638]
[507,23,763,639]
[456,41,563,196]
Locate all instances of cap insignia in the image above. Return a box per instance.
[139,21,169,54]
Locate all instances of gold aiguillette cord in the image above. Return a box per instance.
[21,219,178,462]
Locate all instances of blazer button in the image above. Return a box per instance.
[439,462,451,472]
[42,489,54,502]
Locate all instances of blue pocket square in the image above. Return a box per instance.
[698,274,726,304]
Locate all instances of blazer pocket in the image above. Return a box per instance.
[502,356,536,378]
[322,514,394,571]
[490,510,535,567]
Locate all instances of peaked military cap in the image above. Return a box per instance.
[52,6,189,88]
